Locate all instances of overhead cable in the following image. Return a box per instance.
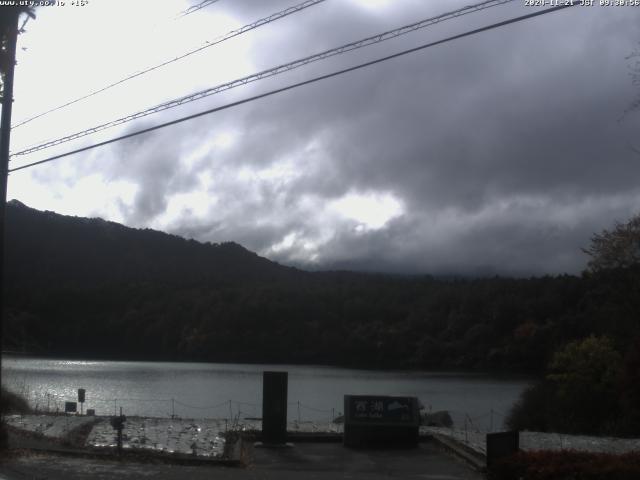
[11,0,327,130]
[10,0,514,157]
[176,0,221,19]
[9,3,578,173]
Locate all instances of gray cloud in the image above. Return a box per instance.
[47,1,640,276]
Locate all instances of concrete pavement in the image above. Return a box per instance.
[0,440,483,479]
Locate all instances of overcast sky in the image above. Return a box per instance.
[5,0,640,276]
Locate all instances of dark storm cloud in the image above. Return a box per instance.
[286,192,640,276]
[95,1,640,275]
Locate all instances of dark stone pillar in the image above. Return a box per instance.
[262,371,288,444]
[486,431,519,469]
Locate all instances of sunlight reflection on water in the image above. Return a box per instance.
[2,355,530,430]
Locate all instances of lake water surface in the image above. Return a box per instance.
[2,356,530,430]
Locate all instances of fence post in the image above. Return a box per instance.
[464,416,468,443]
[297,401,301,423]
[490,409,494,432]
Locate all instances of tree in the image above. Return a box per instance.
[0,6,35,88]
[583,214,640,272]
[618,336,640,435]
[622,42,640,122]
[547,336,622,434]
[507,336,627,435]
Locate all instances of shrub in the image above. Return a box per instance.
[0,386,31,414]
[505,380,555,432]
[547,336,622,434]
[489,450,640,480]
[618,336,640,435]
[506,336,626,435]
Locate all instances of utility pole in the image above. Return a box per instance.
[0,7,22,412]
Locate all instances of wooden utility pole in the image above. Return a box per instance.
[0,8,22,405]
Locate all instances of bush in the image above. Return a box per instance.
[0,386,30,451]
[489,450,640,480]
[547,336,622,434]
[0,386,31,414]
[505,380,555,432]
[618,336,640,435]
[506,336,627,435]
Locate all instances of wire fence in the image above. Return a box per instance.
[21,389,512,435]
[8,401,632,458]
[25,390,342,425]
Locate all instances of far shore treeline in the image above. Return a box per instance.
[3,200,638,376]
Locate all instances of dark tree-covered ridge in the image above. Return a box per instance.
[3,200,639,372]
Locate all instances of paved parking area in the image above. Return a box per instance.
[250,441,483,478]
[0,440,483,479]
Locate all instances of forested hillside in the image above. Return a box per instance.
[4,201,639,372]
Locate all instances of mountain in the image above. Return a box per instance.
[5,200,301,289]
[2,201,638,371]
[3,201,308,361]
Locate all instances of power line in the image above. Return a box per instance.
[10,0,514,157]
[11,0,327,130]
[176,0,221,19]
[9,3,577,174]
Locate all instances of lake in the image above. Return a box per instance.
[2,356,531,431]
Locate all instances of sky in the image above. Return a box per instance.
[5,0,640,276]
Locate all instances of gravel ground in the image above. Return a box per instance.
[88,417,227,456]
[4,414,95,439]
[4,414,344,458]
[5,415,96,440]
[7,414,639,459]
